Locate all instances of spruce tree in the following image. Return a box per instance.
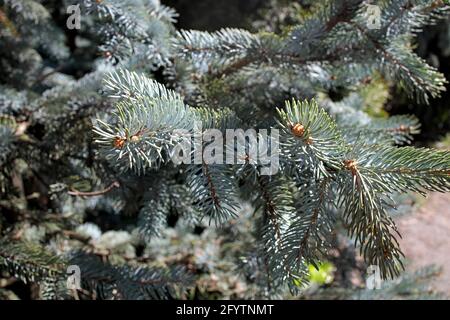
[0,0,449,299]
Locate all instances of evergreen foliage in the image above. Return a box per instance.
[0,0,449,299]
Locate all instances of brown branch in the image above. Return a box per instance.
[211,57,253,78]
[202,161,221,208]
[349,21,432,90]
[257,176,293,277]
[62,230,91,243]
[208,2,358,79]
[384,0,446,32]
[368,168,450,175]
[0,277,18,288]
[68,181,120,197]
[297,178,330,263]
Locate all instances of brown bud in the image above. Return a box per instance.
[113,136,126,149]
[291,123,305,137]
[343,159,358,175]
[130,135,140,143]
